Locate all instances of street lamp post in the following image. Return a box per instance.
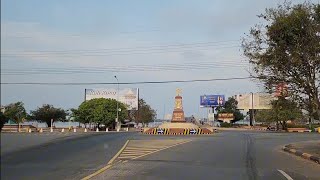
[114,76,120,131]
[154,109,157,127]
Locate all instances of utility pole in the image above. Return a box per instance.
[18,112,21,132]
[154,109,157,127]
[250,92,254,126]
[114,76,120,131]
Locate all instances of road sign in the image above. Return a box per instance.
[157,128,164,134]
[190,129,197,134]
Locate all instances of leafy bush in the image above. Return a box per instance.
[286,124,308,128]
[220,122,233,128]
[310,124,320,132]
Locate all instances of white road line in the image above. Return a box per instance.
[277,169,294,180]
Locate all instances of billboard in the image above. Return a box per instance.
[217,113,234,123]
[234,93,274,110]
[85,88,139,110]
[200,95,225,107]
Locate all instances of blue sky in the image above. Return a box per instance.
[1,0,312,119]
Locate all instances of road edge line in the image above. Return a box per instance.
[107,140,130,165]
[81,140,130,180]
[131,140,192,160]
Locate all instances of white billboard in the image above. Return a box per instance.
[234,93,274,110]
[85,88,139,110]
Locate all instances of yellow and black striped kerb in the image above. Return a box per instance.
[144,128,212,135]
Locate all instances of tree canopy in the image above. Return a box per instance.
[255,97,302,129]
[73,98,128,128]
[0,112,8,131]
[129,99,156,125]
[242,2,320,123]
[4,102,27,124]
[30,104,67,127]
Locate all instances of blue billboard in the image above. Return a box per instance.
[200,95,225,107]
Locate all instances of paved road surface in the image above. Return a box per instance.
[1,132,100,156]
[1,132,137,180]
[1,131,319,180]
[95,132,320,180]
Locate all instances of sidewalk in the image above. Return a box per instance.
[283,140,320,164]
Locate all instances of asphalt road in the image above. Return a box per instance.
[1,132,102,156]
[1,132,138,180]
[95,131,320,180]
[1,131,320,180]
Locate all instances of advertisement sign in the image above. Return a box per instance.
[234,93,274,110]
[85,88,139,110]
[200,95,225,107]
[217,113,234,123]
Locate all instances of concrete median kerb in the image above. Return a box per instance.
[283,145,320,164]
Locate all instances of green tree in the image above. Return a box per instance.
[30,104,67,127]
[242,2,320,127]
[216,97,244,122]
[74,98,127,129]
[0,112,8,131]
[255,97,302,130]
[4,102,27,132]
[129,99,156,126]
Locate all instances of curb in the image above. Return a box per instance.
[283,145,320,164]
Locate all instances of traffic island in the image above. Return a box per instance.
[283,140,320,164]
[142,89,214,135]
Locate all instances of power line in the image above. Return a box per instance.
[2,64,248,75]
[1,60,249,75]
[3,40,239,53]
[2,62,247,72]
[2,41,241,58]
[2,60,247,70]
[2,45,240,58]
[1,77,252,85]
[3,28,163,38]
[5,26,220,39]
